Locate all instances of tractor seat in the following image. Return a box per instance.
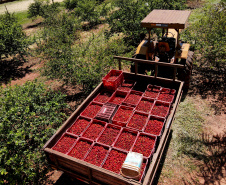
[158,42,170,52]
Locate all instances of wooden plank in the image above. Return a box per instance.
[113,56,184,68]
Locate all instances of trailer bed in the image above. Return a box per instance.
[43,71,183,185]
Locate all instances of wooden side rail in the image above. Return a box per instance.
[113,56,184,81]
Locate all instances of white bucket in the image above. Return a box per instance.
[120,152,143,180]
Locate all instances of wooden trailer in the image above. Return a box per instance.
[43,57,184,185]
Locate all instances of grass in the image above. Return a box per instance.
[14,10,32,25]
[158,95,205,184]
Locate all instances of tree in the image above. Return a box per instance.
[182,2,226,68]
[0,81,68,184]
[0,12,29,60]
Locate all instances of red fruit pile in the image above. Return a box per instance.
[113,107,133,124]
[108,76,118,81]
[158,89,175,102]
[98,127,120,146]
[84,145,108,166]
[82,104,102,118]
[144,88,160,99]
[127,113,148,130]
[83,122,104,140]
[117,82,133,92]
[110,94,125,104]
[151,104,169,117]
[68,118,90,135]
[133,135,155,157]
[94,91,112,103]
[145,119,164,136]
[124,93,141,105]
[136,99,154,113]
[115,131,136,151]
[103,150,127,173]
[69,140,91,159]
[52,135,76,154]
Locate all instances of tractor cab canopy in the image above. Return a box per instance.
[141,9,191,30]
[138,10,191,59]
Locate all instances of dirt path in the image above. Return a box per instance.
[0,0,64,14]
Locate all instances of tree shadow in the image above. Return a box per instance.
[0,58,32,85]
[180,132,226,184]
[53,173,87,185]
[188,65,225,114]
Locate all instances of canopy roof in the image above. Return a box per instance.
[141,9,191,29]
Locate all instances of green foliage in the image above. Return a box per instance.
[0,12,29,59]
[42,31,130,92]
[73,0,110,27]
[107,0,186,46]
[0,81,68,184]
[27,0,61,19]
[63,0,79,10]
[27,0,44,18]
[182,2,226,68]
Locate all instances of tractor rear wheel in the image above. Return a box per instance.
[178,51,194,90]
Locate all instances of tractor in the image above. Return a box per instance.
[131,9,194,89]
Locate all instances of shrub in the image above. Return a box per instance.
[182,2,226,68]
[63,0,79,10]
[0,12,29,60]
[27,0,60,19]
[0,81,68,184]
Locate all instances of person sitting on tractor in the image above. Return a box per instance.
[155,42,170,63]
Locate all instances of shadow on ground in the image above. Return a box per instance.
[189,65,225,114]
[0,58,32,85]
[180,132,225,184]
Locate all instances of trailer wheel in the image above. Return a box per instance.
[178,51,194,90]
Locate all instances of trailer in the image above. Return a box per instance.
[43,56,184,185]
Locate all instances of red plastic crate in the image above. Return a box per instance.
[80,101,103,119]
[113,128,138,151]
[52,133,77,154]
[102,70,124,90]
[102,148,128,174]
[95,103,118,123]
[108,90,128,105]
[68,137,93,160]
[127,111,149,131]
[131,132,157,158]
[97,123,122,146]
[81,119,106,141]
[93,90,114,104]
[157,88,176,103]
[122,90,143,107]
[144,116,165,136]
[84,143,110,167]
[117,80,136,92]
[136,97,154,113]
[150,101,171,118]
[67,116,91,136]
[143,84,161,99]
[112,105,134,127]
